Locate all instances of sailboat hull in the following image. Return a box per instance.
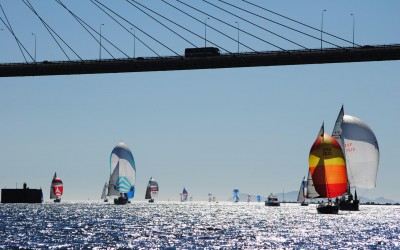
[317,203,339,214]
[148,199,154,203]
[339,199,359,211]
[300,201,309,206]
[114,197,128,205]
[54,198,61,203]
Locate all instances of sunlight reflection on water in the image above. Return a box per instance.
[0,201,399,249]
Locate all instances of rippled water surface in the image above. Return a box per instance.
[0,202,399,249]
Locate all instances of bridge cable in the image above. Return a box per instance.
[203,0,309,50]
[161,0,256,53]
[241,0,360,47]
[127,0,197,48]
[55,0,123,60]
[174,0,285,51]
[0,4,31,63]
[90,0,160,58]
[21,0,82,61]
[91,0,173,57]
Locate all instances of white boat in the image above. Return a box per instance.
[265,193,280,206]
[145,177,159,203]
[50,172,63,203]
[107,142,136,205]
[332,106,379,211]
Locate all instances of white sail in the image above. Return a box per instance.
[341,114,379,189]
[306,170,319,198]
[297,177,305,203]
[101,182,108,199]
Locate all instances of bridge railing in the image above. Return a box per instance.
[1,43,399,67]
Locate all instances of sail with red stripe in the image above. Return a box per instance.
[50,172,63,199]
[309,124,348,198]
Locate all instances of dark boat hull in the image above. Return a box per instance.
[148,199,154,203]
[317,203,339,214]
[339,199,359,211]
[300,202,309,206]
[265,202,280,206]
[114,197,128,205]
[54,198,61,203]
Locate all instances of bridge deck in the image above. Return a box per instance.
[1,44,399,77]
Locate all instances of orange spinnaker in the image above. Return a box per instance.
[309,133,348,198]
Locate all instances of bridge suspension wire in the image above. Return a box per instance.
[161,0,256,53]
[55,0,125,60]
[127,0,197,48]
[204,0,309,50]
[0,4,32,63]
[241,0,360,47]
[91,0,177,57]
[63,0,129,59]
[174,0,285,51]
[21,0,82,62]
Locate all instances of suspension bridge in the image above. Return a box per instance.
[0,0,399,77]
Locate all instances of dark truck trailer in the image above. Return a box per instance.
[1,183,43,203]
[185,47,220,58]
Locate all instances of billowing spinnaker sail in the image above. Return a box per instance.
[342,115,379,189]
[309,128,348,198]
[233,188,239,201]
[108,142,136,198]
[145,177,159,199]
[50,172,63,199]
[182,188,188,201]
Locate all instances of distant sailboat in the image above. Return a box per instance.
[297,176,308,206]
[50,172,63,203]
[297,172,320,206]
[309,123,348,214]
[107,142,136,205]
[233,188,239,202]
[332,106,379,211]
[145,177,159,203]
[181,187,188,202]
[101,182,108,202]
[208,193,212,202]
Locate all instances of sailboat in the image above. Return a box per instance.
[297,171,320,206]
[145,177,159,203]
[180,187,188,202]
[309,123,348,214]
[107,142,136,205]
[50,172,63,203]
[233,188,239,202]
[297,176,308,206]
[332,106,379,211]
[101,182,108,202]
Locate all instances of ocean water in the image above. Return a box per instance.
[0,201,399,249]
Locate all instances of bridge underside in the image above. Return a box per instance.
[1,45,399,77]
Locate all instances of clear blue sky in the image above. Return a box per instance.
[0,1,399,201]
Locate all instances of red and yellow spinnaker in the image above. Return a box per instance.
[309,132,348,198]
